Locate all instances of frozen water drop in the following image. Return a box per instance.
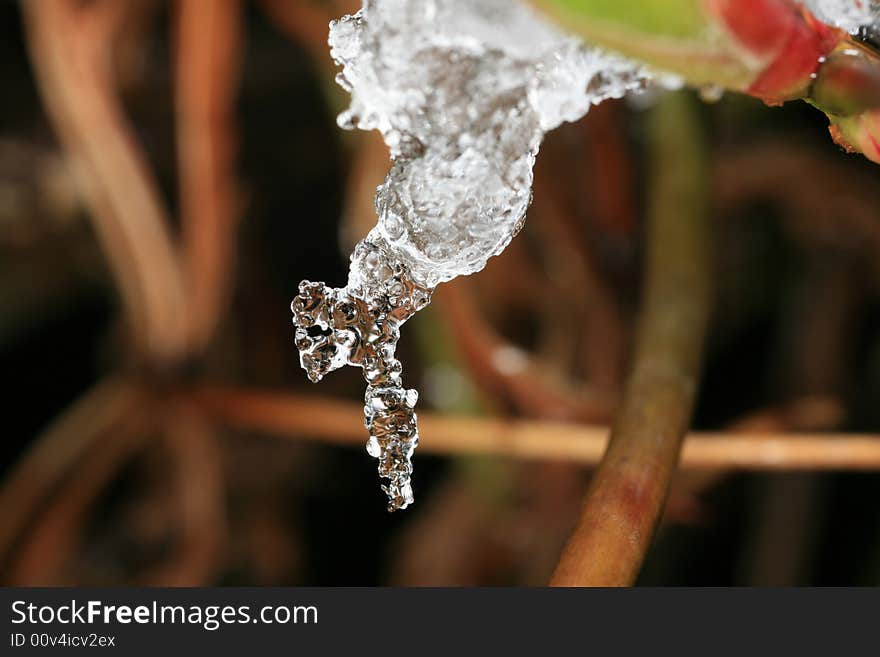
[405,389,419,408]
[400,482,414,505]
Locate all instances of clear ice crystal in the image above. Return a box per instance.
[291,238,430,511]
[332,0,649,287]
[293,0,651,510]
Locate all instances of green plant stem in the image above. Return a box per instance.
[531,0,880,164]
[529,0,755,89]
[551,92,712,586]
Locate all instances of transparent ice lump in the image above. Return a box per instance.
[292,0,880,512]
[292,0,653,510]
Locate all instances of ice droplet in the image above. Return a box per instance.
[292,0,653,510]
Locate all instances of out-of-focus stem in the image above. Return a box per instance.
[551,92,712,586]
[0,377,146,572]
[5,413,151,585]
[439,283,616,422]
[193,386,880,471]
[21,0,189,363]
[175,0,243,352]
[137,404,226,586]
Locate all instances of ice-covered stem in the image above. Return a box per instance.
[551,92,712,586]
[530,0,880,163]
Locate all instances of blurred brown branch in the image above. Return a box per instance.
[0,377,149,577]
[138,405,227,586]
[193,386,880,471]
[715,140,880,266]
[439,282,616,422]
[175,0,243,352]
[5,415,151,586]
[21,0,189,364]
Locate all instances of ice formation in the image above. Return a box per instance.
[802,0,880,35]
[291,0,650,510]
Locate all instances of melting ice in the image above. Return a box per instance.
[291,0,650,510]
[294,0,880,511]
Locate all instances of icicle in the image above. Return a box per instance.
[292,237,430,511]
[292,0,653,510]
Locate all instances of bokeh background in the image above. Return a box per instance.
[2,0,880,586]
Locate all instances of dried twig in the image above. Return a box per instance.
[21,0,189,363]
[715,141,880,266]
[5,415,151,585]
[193,386,880,471]
[174,0,243,351]
[138,404,227,585]
[551,93,713,586]
[439,282,616,421]
[532,172,627,391]
[0,377,147,577]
